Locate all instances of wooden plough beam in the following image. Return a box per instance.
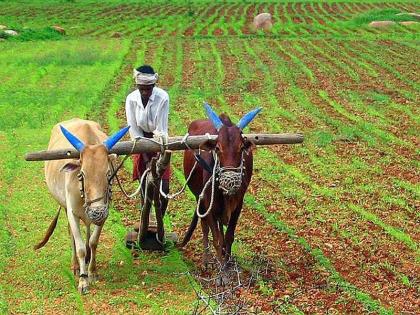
[25,133,304,161]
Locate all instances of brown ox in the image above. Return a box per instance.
[35,118,129,294]
[181,104,261,270]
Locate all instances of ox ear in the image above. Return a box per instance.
[204,103,223,131]
[60,125,85,152]
[60,160,81,173]
[243,139,256,155]
[237,107,262,130]
[103,126,130,151]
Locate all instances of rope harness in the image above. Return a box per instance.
[77,164,114,225]
[100,133,248,223]
[195,150,247,218]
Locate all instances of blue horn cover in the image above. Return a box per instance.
[237,107,262,130]
[103,125,130,151]
[204,102,223,131]
[60,125,85,152]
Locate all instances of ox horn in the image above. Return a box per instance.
[237,107,262,130]
[60,125,85,152]
[204,102,223,131]
[103,125,130,151]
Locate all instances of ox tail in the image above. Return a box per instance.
[34,206,61,250]
[180,211,199,247]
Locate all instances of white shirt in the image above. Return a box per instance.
[125,87,169,139]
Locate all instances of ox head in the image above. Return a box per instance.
[202,103,261,194]
[60,125,130,225]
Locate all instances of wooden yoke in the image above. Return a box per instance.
[25,133,304,161]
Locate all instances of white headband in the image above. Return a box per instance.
[133,69,158,85]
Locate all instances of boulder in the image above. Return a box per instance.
[399,21,419,26]
[4,29,18,36]
[253,12,273,31]
[51,25,65,34]
[0,25,7,30]
[368,21,396,28]
[396,12,420,20]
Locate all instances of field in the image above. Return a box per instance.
[0,0,419,314]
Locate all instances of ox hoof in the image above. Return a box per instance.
[202,254,212,270]
[78,278,89,294]
[88,273,98,284]
[216,273,230,287]
[78,284,89,295]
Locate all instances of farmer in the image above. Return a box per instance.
[125,64,170,216]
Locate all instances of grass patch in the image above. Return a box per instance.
[350,9,418,25]
[0,27,65,41]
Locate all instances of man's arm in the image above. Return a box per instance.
[156,97,169,135]
[125,97,143,140]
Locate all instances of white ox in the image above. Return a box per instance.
[35,118,129,294]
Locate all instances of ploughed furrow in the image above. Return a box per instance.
[314,2,339,23]
[160,40,370,314]
[249,38,416,237]
[237,38,418,235]
[198,38,419,313]
[223,53,416,314]
[198,4,224,36]
[342,41,419,98]
[241,3,257,35]
[295,2,314,25]
[338,41,418,101]
[231,3,251,36]
[306,2,327,26]
[280,40,418,155]
[308,40,418,145]
[207,3,232,36]
[351,41,420,88]
[182,4,214,36]
[224,3,242,36]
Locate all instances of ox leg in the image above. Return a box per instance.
[208,217,229,286]
[200,218,211,269]
[85,225,91,264]
[207,216,223,266]
[88,224,103,284]
[69,223,79,276]
[66,206,89,294]
[225,205,242,268]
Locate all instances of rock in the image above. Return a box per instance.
[253,12,273,31]
[111,32,122,38]
[0,25,7,30]
[4,29,18,36]
[399,21,419,26]
[368,21,396,28]
[396,12,420,20]
[51,25,65,34]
